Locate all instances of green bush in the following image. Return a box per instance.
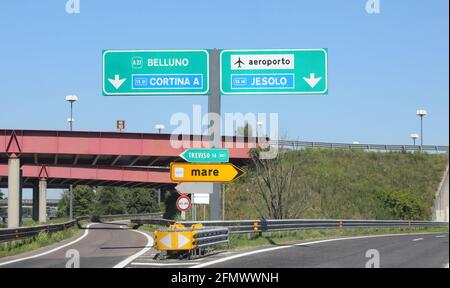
[374,188,427,220]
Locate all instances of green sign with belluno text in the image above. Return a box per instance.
[103,50,209,96]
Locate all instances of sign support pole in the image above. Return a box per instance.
[192,202,197,221]
[208,49,223,221]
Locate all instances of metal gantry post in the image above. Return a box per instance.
[208,49,223,221]
[69,100,74,220]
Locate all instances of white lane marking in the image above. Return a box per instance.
[0,223,96,267]
[412,238,424,242]
[436,235,446,238]
[192,233,445,268]
[131,262,199,267]
[113,229,154,268]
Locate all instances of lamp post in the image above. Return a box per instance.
[155,124,165,134]
[257,121,263,139]
[410,133,419,146]
[65,95,78,131]
[416,109,427,147]
[65,95,78,220]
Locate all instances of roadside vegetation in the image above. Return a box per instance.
[0,189,5,228]
[53,149,447,222]
[57,186,163,218]
[20,217,71,227]
[225,149,448,221]
[0,226,79,258]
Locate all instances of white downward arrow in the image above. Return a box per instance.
[303,73,322,88]
[108,74,126,89]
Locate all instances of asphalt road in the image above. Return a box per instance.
[1,226,447,268]
[127,233,449,268]
[0,223,151,268]
[199,233,449,268]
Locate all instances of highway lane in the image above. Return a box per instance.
[193,233,449,268]
[0,223,152,268]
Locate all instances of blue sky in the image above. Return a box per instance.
[0,0,448,198]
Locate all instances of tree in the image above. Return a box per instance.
[236,122,253,137]
[0,189,4,218]
[95,187,126,215]
[163,191,180,220]
[248,148,312,219]
[58,185,96,217]
[123,188,159,214]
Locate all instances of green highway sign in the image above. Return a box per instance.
[103,50,209,96]
[180,148,229,163]
[220,49,328,95]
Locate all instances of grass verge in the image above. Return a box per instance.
[224,226,449,250]
[20,217,71,227]
[136,224,159,233]
[0,226,79,259]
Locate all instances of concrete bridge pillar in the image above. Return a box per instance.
[39,179,47,223]
[7,155,20,228]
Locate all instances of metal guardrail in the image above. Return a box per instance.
[193,227,229,248]
[180,219,449,234]
[92,212,164,222]
[272,140,449,153]
[131,218,176,227]
[0,217,88,243]
[0,212,163,243]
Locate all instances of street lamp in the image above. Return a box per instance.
[416,109,427,146]
[410,133,419,146]
[65,95,78,220]
[257,121,263,138]
[65,95,78,131]
[155,124,165,134]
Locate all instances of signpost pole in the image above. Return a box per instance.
[208,49,223,221]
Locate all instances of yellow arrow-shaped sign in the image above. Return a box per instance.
[170,163,245,183]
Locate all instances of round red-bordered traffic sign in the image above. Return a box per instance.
[176,195,191,212]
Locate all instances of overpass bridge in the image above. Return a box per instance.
[0,129,255,228]
[0,199,59,208]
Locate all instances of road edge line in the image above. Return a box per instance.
[191,232,447,268]
[0,223,96,267]
[113,229,154,268]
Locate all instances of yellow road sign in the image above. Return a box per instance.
[155,231,195,251]
[170,163,245,183]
